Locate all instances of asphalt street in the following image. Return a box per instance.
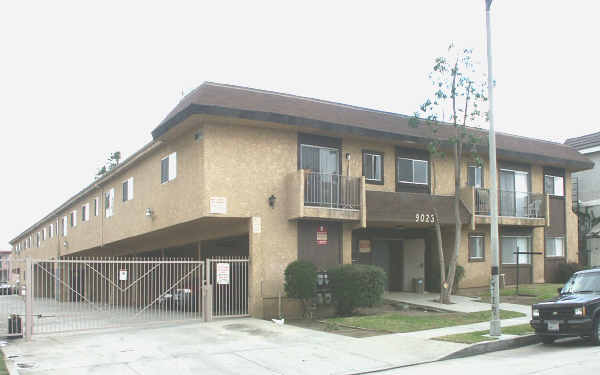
[379,338,600,374]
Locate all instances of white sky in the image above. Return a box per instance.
[1,0,599,248]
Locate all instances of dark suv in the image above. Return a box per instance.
[530,269,600,344]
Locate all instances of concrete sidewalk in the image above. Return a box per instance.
[2,294,535,375]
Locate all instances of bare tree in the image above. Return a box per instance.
[411,44,489,303]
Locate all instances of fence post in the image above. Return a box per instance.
[25,257,33,340]
[203,259,213,322]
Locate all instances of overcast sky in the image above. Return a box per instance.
[1,1,599,248]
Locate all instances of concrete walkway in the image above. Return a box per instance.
[2,295,535,375]
[384,291,531,316]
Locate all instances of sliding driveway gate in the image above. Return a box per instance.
[0,257,249,338]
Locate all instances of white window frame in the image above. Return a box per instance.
[544,175,564,197]
[501,235,531,264]
[397,157,428,185]
[94,197,99,216]
[161,152,177,184]
[63,216,68,236]
[49,223,54,238]
[71,210,77,227]
[105,188,115,217]
[123,177,134,201]
[364,152,383,182]
[83,203,90,222]
[545,236,565,257]
[469,234,484,260]
[36,232,40,247]
[42,228,47,241]
[468,165,483,188]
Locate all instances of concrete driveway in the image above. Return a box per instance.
[3,318,467,375]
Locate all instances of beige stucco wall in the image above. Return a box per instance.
[565,171,579,263]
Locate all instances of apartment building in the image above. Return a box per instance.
[10,82,593,317]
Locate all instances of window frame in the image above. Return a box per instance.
[467,165,483,188]
[545,236,565,258]
[49,223,54,238]
[362,150,384,185]
[161,152,177,184]
[122,177,134,202]
[94,197,99,216]
[397,157,429,185]
[70,210,77,227]
[105,188,115,217]
[468,233,485,262]
[62,216,68,237]
[544,174,564,197]
[501,235,532,264]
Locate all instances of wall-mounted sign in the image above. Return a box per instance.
[415,213,436,223]
[359,240,371,253]
[209,197,227,214]
[252,216,261,234]
[216,263,230,285]
[119,269,128,281]
[316,225,328,245]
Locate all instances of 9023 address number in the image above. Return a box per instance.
[415,213,436,223]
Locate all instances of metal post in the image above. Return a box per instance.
[25,257,33,339]
[485,0,501,337]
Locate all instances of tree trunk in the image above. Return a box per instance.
[433,207,448,304]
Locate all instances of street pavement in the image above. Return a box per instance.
[379,337,600,374]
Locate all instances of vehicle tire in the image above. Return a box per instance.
[541,336,555,345]
[592,318,600,346]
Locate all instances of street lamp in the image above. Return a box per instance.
[485,0,501,337]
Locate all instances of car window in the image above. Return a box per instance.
[562,272,600,293]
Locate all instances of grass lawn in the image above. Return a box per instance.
[471,283,563,305]
[433,323,534,344]
[325,310,524,333]
[0,355,8,375]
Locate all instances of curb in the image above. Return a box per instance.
[439,334,541,361]
[1,349,21,375]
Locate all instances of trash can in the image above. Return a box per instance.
[8,314,22,336]
[413,278,425,294]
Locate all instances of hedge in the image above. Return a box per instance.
[327,264,387,316]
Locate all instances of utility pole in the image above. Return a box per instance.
[485,0,501,337]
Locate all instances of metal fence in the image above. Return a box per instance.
[0,256,249,338]
[304,172,360,210]
[475,188,544,218]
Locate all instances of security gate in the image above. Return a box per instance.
[0,256,249,338]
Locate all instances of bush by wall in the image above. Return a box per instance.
[327,264,387,316]
[557,262,586,283]
[284,261,318,315]
[453,264,465,293]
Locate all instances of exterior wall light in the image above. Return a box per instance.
[63,240,68,248]
[145,208,154,217]
[268,195,276,208]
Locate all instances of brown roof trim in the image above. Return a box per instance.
[152,82,593,172]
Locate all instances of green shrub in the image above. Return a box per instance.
[327,264,387,316]
[557,262,586,283]
[284,261,318,313]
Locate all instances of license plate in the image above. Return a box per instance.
[547,320,559,332]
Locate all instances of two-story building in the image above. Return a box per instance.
[10,82,593,317]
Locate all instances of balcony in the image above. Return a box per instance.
[461,186,549,228]
[287,170,366,225]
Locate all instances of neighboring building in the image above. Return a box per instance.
[10,82,593,317]
[565,132,600,266]
[0,250,10,282]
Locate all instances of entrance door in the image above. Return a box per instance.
[388,242,404,291]
[372,241,391,290]
[402,239,425,292]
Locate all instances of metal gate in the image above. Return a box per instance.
[0,256,249,338]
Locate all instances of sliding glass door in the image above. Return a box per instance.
[499,169,528,217]
[301,144,340,207]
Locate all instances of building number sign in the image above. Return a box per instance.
[415,213,436,223]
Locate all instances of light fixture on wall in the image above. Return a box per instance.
[145,208,154,218]
[268,195,276,208]
[346,153,351,161]
[63,240,69,249]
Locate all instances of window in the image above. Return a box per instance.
[161,152,177,183]
[397,158,428,184]
[62,216,68,236]
[501,236,531,264]
[546,237,565,257]
[467,165,483,188]
[82,204,90,222]
[122,177,134,202]
[49,224,54,238]
[363,151,384,184]
[94,197,99,216]
[105,188,115,217]
[544,175,564,196]
[70,210,77,227]
[36,232,40,247]
[469,234,485,261]
[42,228,47,241]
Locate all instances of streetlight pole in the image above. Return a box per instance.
[485,0,501,337]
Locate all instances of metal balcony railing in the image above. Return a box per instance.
[475,188,544,218]
[304,172,360,210]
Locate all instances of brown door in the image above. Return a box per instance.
[389,242,404,291]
